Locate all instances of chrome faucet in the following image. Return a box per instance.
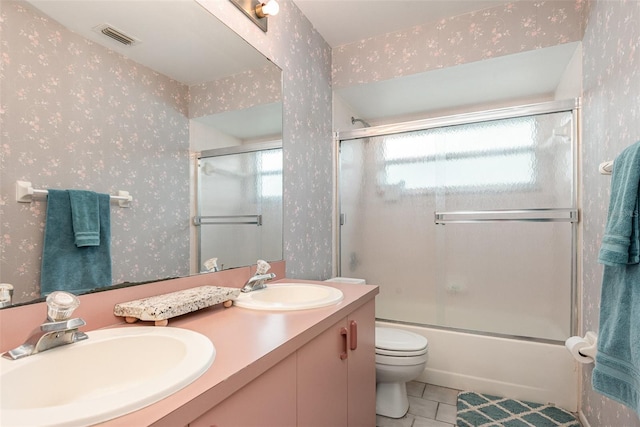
[2,291,88,360]
[241,273,276,293]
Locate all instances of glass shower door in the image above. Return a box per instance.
[197,148,282,271]
[339,107,577,342]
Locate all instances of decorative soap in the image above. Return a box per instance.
[114,285,240,326]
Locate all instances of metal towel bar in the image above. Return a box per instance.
[434,208,578,224]
[193,215,262,226]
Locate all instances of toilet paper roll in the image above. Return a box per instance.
[565,336,594,364]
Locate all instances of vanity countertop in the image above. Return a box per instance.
[97,279,379,427]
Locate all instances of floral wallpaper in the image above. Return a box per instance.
[581,0,640,425]
[332,0,586,90]
[0,1,191,303]
[189,64,281,119]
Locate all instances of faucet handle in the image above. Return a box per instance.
[255,259,271,275]
[41,317,86,332]
[46,291,80,321]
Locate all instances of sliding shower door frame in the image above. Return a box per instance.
[334,98,580,343]
[196,140,283,272]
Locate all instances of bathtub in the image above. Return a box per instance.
[376,320,579,411]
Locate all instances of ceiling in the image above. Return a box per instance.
[291,0,516,48]
[25,0,271,86]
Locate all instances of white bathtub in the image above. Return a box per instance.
[376,321,579,411]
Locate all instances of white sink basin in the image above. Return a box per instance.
[0,326,215,427]
[234,283,344,311]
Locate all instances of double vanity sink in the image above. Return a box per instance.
[0,282,347,426]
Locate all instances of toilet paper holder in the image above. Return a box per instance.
[565,331,598,364]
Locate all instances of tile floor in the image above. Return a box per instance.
[376,381,460,427]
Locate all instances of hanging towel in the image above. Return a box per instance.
[598,141,640,265]
[68,190,100,247]
[40,190,112,296]
[593,140,640,417]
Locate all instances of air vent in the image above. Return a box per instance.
[93,24,139,46]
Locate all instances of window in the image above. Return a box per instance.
[259,149,282,198]
[382,117,538,191]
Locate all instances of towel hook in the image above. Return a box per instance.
[599,161,613,175]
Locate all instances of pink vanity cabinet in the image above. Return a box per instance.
[298,298,376,427]
[190,299,375,427]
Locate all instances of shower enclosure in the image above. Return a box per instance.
[337,100,578,343]
[196,143,282,272]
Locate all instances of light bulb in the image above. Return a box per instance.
[256,0,279,18]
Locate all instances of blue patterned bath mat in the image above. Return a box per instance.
[457,391,581,427]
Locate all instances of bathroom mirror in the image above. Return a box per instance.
[0,0,283,305]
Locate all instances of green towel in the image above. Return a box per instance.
[40,190,112,296]
[592,264,640,416]
[598,141,640,265]
[593,140,640,417]
[68,189,100,247]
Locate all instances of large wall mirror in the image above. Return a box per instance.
[0,0,283,305]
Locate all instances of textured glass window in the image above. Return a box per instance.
[259,150,283,198]
[382,117,540,191]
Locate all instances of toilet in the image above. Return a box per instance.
[375,327,429,418]
[324,278,429,418]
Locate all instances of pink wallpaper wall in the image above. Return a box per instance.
[189,64,281,119]
[581,0,640,425]
[332,1,586,89]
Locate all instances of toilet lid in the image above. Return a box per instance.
[375,327,428,352]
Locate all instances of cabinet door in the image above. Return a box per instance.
[297,318,349,427]
[190,353,297,427]
[347,299,376,427]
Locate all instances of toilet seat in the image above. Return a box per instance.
[376,351,428,366]
[375,327,428,356]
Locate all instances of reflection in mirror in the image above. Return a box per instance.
[197,143,283,272]
[0,0,283,306]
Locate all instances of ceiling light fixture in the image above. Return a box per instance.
[229,0,279,33]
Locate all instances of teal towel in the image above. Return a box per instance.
[598,141,640,265]
[40,190,112,296]
[593,141,640,416]
[68,190,100,247]
[592,264,640,416]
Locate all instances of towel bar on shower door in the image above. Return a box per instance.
[193,215,263,226]
[434,208,578,224]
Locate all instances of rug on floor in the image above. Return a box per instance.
[456,391,581,427]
